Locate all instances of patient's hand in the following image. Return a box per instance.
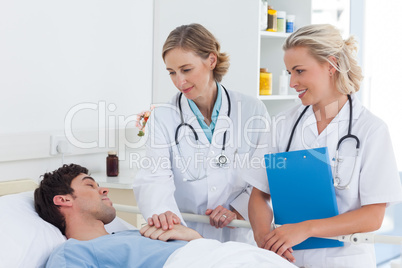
[140,224,202,242]
[147,211,181,231]
[205,205,242,229]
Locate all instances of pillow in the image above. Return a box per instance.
[0,191,136,268]
[0,191,65,268]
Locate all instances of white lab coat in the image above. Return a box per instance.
[246,94,402,268]
[133,87,271,245]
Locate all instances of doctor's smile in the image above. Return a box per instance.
[296,89,307,98]
[181,85,194,94]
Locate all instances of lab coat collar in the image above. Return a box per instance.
[187,83,222,124]
[341,93,362,121]
[180,82,228,118]
[296,93,362,120]
[178,83,230,146]
[296,93,363,137]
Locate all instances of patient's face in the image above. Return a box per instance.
[70,174,116,224]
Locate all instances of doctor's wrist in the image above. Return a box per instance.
[300,220,315,238]
[253,229,271,248]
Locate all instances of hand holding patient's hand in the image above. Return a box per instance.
[147,211,181,231]
[259,223,313,264]
[254,229,295,263]
[140,224,202,242]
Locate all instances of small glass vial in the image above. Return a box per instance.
[260,68,272,95]
[106,151,119,177]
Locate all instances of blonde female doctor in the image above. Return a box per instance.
[133,23,270,244]
[246,24,402,267]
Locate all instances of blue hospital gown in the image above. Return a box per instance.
[46,230,187,267]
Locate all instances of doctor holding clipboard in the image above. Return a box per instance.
[134,24,270,245]
[246,24,402,267]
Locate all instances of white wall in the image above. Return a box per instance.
[0,0,153,181]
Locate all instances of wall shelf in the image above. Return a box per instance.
[260,31,290,38]
[257,0,311,115]
[258,95,298,101]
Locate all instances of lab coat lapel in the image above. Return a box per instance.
[300,103,346,149]
[324,106,345,138]
[297,106,319,148]
[301,95,363,150]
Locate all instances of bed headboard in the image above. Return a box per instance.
[0,179,38,196]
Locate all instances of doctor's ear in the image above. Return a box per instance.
[208,53,217,70]
[327,56,338,75]
[53,194,73,207]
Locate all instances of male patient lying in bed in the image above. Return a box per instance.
[34,164,295,268]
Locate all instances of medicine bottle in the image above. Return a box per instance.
[260,68,272,95]
[286,15,296,33]
[267,6,277,32]
[277,11,286,33]
[106,151,119,177]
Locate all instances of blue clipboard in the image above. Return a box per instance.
[264,147,344,250]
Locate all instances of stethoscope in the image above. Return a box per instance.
[286,94,360,190]
[175,85,231,181]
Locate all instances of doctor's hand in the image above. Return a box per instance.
[147,211,181,231]
[205,205,242,229]
[263,223,310,263]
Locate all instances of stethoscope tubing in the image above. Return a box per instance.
[175,123,198,145]
[286,94,360,190]
[175,84,231,148]
[286,94,358,152]
[174,84,232,179]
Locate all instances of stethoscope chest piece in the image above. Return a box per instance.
[334,176,341,187]
[216,153,229,167]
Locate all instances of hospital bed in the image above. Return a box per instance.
[1,180,401,268]
[114,204,402,246]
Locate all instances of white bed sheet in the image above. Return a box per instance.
[164,238,297,268]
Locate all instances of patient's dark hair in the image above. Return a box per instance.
[34,164,88,235]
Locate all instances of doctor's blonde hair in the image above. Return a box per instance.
[162,23,230,82]
[283,24,363,94]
